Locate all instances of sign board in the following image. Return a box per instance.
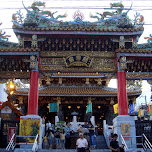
[8,127,16,142]
[19,117,40,143]
[121,123,130,140]
[1,106,12,114]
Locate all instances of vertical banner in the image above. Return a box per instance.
[113,103,118,114]
[8,127,16,142]
[86,103,92,114]
[49,103,59,112]
[147,105,152,115]
[121,123,130,140]
[138,109,141,117]
[129,103,134,113]
[19,117,40,143]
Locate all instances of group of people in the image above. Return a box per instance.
[43,120,124,152]
[76,133,125,152]
[43,120,96,150]
[43,128,66,149]
[79,121,96,149]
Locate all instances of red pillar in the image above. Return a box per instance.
[28,70,39,115]
[117,71,128,115]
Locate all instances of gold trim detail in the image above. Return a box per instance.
[0,72,30,79]
[126,72,152,79]
[0,48,40,52]
[40,51,116,58]
[39,65,116,71]
[118,49,152,53]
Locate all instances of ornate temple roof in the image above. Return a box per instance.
[12,2,144,35]
[15,85,141,97]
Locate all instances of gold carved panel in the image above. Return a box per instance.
[93,58,115,65]
[40,51,116,58]
[39,65,116,71]
[126,72,152,79]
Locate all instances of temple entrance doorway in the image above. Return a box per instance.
[38,96,115,136]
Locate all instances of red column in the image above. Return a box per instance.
[117,71,128,115]
[28,70,39,115]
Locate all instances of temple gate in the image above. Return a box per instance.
[0,1,152,146]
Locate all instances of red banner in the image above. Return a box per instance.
[8,127,16,142]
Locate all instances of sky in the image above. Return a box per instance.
[0,0,152,43]
[0,0,151,106]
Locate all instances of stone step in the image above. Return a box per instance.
[14,149,111,152]
[95,135,108,149]
[0,149,8,152]
[14,148,146,152]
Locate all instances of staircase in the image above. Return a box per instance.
[95,135,109,149]
[14,135,110,152]
[10,135,145,152]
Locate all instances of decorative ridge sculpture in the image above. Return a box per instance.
[12,1,144,32]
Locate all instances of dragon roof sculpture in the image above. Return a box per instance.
[0,23,11,41]
[12,1,144,32]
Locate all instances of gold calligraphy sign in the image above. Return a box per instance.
[64,55,93,67]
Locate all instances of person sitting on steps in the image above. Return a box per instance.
[110,134,125,152]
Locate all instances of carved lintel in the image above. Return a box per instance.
[40,51,115,58]
[39,65,116,71]
[126,72,152,79]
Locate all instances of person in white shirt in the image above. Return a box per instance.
[76,133,88,152]
[46,121,52,131]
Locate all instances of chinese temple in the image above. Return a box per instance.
[0,1,152,133]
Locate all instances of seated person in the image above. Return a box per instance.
[110,134,124,152]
